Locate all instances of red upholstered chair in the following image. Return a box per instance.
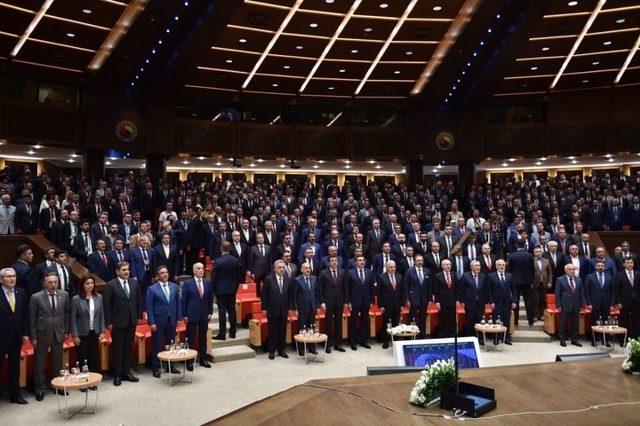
[287,309,299,344]
[98,330,112,372]
[426,302,439,336]
[62,334,76,368]
[249,301,267,346]
[342,306,351,339]
[20,340,35,388]
[544,294,560,334]
[369,301,382,338]
[236,283,259,325]
[135,324,152,365]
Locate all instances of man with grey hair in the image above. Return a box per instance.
[31,272,70,401]
[261,260,293,359]
[0,267,30,404]
[0,194,16,235]
[378,260,406,349]
[293,263,320,355]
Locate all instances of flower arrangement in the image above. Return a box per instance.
[622,338,640,374]
[409,358,456,407]
[391,323,420,335]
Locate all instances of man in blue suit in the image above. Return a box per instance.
[507,240,535,326]
[212,242,243,340]
[129,236,155,303]
[488,260,515,345]
[11,244,37,295]
[108,238,130,280]
[345,255,375,350]
[249,233,272,298]
[146,266,182,377]
[0,267,30,404]
[293,263,320,355]
[585,260,614,347]
[87,239,111,282]
[181,262,213,369]
[555,264,584,347]
[320,245,344,270]
[404,254,431,339]
[372,242,395,278]
[459,260,488,338]
[588,247,617,279]
[298,232,321,264]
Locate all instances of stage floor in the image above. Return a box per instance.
[209,358,640,425]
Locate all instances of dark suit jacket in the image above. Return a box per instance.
[365,229,387,260]
[487,271,515,307]
[0,286,29,345]
[103,277,142,329]
[181,278,213,322]
[377,273,405,310]
[229,241,249,277]
[543,251,564,285]
[404,267,432,307]
[507,250,535,286]
[562,255,589,280]
[345,268,375,308]
[555,275,584,313]
[459,272,488,307]
[249,245,272,277]
[29,290,70,344]
[261,274,293,318]
[584,272,614,311]
[424,252,444,274]
[15,205,38,234]
[318,268,345,306]
[146,282,181,328]
[372,253,396,277]
[87,251,111,282]
[449,255,471,279]
[614,270,640,308]
[153,244,179,278]
[293,274,320,312]
[212,253,243,295]
[433,272,457,308]
[11,261,36,295]
[478,254,497,275]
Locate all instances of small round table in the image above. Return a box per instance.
[51,372,102,419]
[474,324,508,351]
[294,333,328,364]
[388,330,419,344]
[157,349,198,385]
[591,325,627,353]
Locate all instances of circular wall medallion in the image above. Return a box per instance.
[115,120,137,143]
[435,131,455,151]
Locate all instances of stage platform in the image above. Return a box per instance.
[208,358,640,425]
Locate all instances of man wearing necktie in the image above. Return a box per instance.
[507,240,535,327]
[532,247,553,322]
[212,242,243,340]
[103,262,142,386]
[146,266,182,377]
[459,261,487,338]
[249,233,272,299]
[181,262,213,369]
[378,261,406,349]
[555,264,584,347]
[0,268,30,405]
[87,239,111,282]
[30,272,70,401]
[345,256,375,351]
[294,263,321,355]
[585,260,614,347]
[261,261,293,360]
[318,256,346,352]
[488,260,516,345]
[434,260,457,338]
[405,255,431,339]
[615,258,640,343]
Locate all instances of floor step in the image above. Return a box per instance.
[511,330,552,343]
[211,345,256,363]
[515,324,545,332]
[211,329,250,349]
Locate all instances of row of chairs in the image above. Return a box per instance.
[543,294,620,335]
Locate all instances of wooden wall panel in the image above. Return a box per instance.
[296,126,347,159]
[350,128,403,159]
[5,101,79,146]
[176,119,234,155]
[237,124,292,157]
[486,125,546,155]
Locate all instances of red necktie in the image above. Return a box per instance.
[198,280,204,298]
[446,273,451,289]
[101,252,108,266]
[390,275,396,290]
[486,256,491,270]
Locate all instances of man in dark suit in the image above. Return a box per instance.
[615,241,638,272]
[184,207,203,274]
[425,241,444,275]
[488,260,515,344]
[103,261,142,386]
[212,242,243,340]
[434,259,457,338]
[478,243,497,275]
[364,218,386,262]
[563,244,589,281]
[146,266,181,377]
[378,260,406,349]
[153,233,179,281]
[543,241,563,293]
[459,260,487,338]
[182,262,213,369]
[48,250,76,296]
[585,260,615,346]
[249,233,272,298]
[507,240,535,326]
[14,194,38,235]
[615,258,640,341]
[87,239,111,282]
[0,267,30,404]
[437,226,459,259]
[449,249,471,281]
[318,256,346,353]
[230,230,249,281]
[34,246,57,289]
[139,182,156,221]
[38,198,59,241]
[578,234,596,259]
[293,263,320,355]
[345,255,375,350]
[129,237,155,302]
[372,242,395,277]
[261,261,293,359]
[11,244,37,295]
[556,263,584,347]
[108,238,130,279]
[30,272,70,401]
[405,254,431,339]
[210,222,230,260]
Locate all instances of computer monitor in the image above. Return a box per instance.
[394,337,483,369]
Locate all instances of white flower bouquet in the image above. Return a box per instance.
[409,358,456,407]
[622,338,640,374]
[391,323,420,335]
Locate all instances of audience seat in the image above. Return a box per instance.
[543,295,559,334]
[249,301,267,347]
[342,306,350,339]
[20,340,35,388]
[99,330,112,372]
[236,283,259,325]
[286,310,298,344]
[135,324,152,365]
[62,334,76,368]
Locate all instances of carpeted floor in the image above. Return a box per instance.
[0,339,625,425]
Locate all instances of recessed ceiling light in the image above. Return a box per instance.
[339,68,346,73]
[310,23,318,28]
[604,153,613,158]
[345,165,351,169]
[501,163,508,167]
[406,51,413,55]
[66,33,75,38]
[226,59,233,63]
[312,165,319,169]
[70,154,78,158]
[607,158,615,162]
[541,46,550,51]
[328,87,334,90]
[33,144,41,149]
[326,0,334,3]
[82,8,92,14]
[296,45,303,50]
[272,83,279,87]
[379,3,388,8]
[508,158,516,162]
[351,49,358,53]
[433,5,442,11]
[437,164,443,169]
[364,27,373,32]
[345,159,351,164]
[198,156,205,160]
[368,160,376,164]
[582,79,589,83]
[239,38,247,43]
[535,161,542,166]
[279,164,286,168]
[109,157,117,161]
[215,162,222,166]
[568,156,576,160]
[249,163,256,167]
[375,165,382,169]
[616,18,626,24]
[26,150,35,155]
[592,61,599,65]
[568,1,578,6]
[394,70,400,74]
[571,159,578,164]
[530,66,538,71]
[317,160,326,164]
[540,157,547,161]
[182,160,190,165]
[68,159,75,163]
[603,40,612,46]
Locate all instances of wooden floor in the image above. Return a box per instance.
[209,358,640,425]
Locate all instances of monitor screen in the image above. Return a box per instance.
[394,337,482,369]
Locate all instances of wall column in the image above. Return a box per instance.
[82,149,105,180]
[548,169,557,178]
[405,159,424,187]
[457,160,476,187]
[337,173,346,187]
[145,153,167,182]
[276,172,285,182]
[245,171,254,183]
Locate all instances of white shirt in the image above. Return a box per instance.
[570,256,581,275]
[87,297,95,331]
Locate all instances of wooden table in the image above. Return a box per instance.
[591,325,627,353]
[294,333,328,364]
[157,349,198,385]
[51,372,102,419]
[475,324,508,351]
[208,358,640,425]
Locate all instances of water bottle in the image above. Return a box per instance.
[82,359,89,381]
[481,316,486,326]
[64,362,70,382]
[170,339,175,354]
